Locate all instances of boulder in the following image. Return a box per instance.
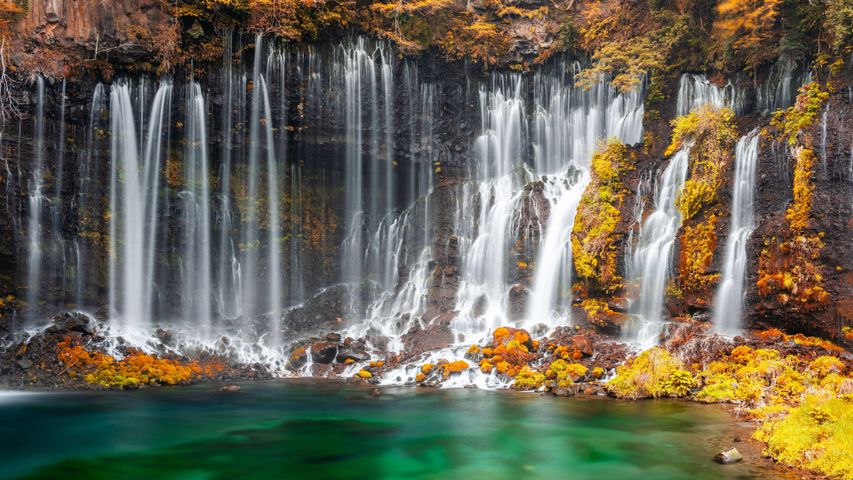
[310,341,339,364]
[401,321,454,358]
[220,384,241,393]
[714,448,743,464]
[570,335,594,357]
[47,312,94,336]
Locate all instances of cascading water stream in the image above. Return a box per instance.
[216,32,241,320]
[676,74,745,116]
[108,81,172,334]
[12,38,664,375]
[712,131,759,335]
[259,74,282,346]
[25,76,45,324]
[181,82,213,334]
[525,70,644,328]
[453,76,525,336]
[626,148,691,348]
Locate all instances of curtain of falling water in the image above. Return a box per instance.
[712,131,759,335]
[625,148,690,348]
[25,76,44,324]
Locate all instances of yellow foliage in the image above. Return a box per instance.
[786,147,816,232]
[667,107,737,222]
[711,0,781,71]
[576,6,688,93]
[754,395,853,480]
[546,359,588,389]
[809,356,846,378]
[512,366,546,390]
[607,347,692,399]
[770,82,830,147]
[572,140,629,292]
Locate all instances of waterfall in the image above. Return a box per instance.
[259,74,282,345]
[524,172,587,327]
[240,34,265,321]
[453,75,526,335]
[712,131,758,335]
[108,81,172,333]
[626,148,691,348]
[757,59,812,115]
[25,76,45,323]
[50,79,67,302]
[74,83,107,308]
[216,32,241,319]
[525,69,645,327]
[11,38,665,368]
[339,40,371,314]
[676,74,744,116]
[181,82,213,333]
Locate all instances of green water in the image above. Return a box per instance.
[0,381,785,479]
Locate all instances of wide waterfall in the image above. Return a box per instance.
[451,68,644,340]
[626,148,690,348]
[10,36,646,369]
[712,131,759,335]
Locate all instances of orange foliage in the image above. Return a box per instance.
[477,327,537,378]
[712,0,781,70]
[757,235,828,309]
[679,215,720,293]
[441,360,469,378]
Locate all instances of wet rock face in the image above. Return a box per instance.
[401,320,455,359]
[746,87,853,340]
[280,285,361,339]
[15,0,169,52]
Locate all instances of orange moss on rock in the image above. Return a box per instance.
[441,360,469,378]
[57,337,222,389]
[756,235,828,310]
[474,327,539,379]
